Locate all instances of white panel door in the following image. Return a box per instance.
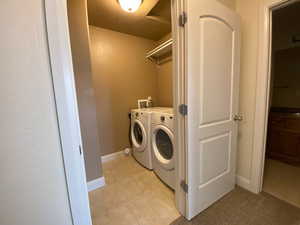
[185,0,240,219]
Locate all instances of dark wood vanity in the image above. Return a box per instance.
[266,108,300,166]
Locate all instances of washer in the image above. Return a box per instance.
[131,107,170,170]
[151,108,175,189]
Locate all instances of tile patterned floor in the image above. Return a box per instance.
[263,159,300,208]
[89,155,180,225]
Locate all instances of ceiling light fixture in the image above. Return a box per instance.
[118,0,143,13]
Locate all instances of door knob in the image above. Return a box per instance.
[233,114,243,122]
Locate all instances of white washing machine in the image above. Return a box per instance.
[131,107,170,170]
[151,108,175,189]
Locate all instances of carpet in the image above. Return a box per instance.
[170,187,300,225]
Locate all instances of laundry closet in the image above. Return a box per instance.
[68,0,179,224]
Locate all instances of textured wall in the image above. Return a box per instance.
[217,0,236,9]
[156,33,173,107]
[235,0,260,184]
[68,0,103,181]
[271,47,300,108]
[0,0,73,224]
[90,26,158,156]
[272,3,300,52]
[157,60,173,107]
[271,6,300,108]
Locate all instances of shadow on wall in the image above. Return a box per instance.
[67,0,102,181]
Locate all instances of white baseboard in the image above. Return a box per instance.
[236,175,251,191]
[101,150,124,163]
[87,176,105,192]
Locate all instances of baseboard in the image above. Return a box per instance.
[101,150,124,163]
[87,176,105,192]
[236,175,251,191]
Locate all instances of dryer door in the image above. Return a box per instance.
[131,119,147,152]
[152,125,174,170]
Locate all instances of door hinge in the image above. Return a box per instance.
[179,104,188,116]
[179,12,187,27]
[79,145,82,155]
[180,180,188,193]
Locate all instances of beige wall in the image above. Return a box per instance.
[157,60,173,107]
[0,1,72,224]
[218,0,236,9]
[156,33,173,107]
[235,0,260,183]
[271,47,300,108]
[68,0,103,181]
[89,26,158,156]
[271,8,300,108]
[272,5,300,52]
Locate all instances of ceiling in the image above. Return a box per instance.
[87,0,171,41]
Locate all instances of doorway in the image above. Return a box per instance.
[67,0,183,224]
[262,1,300,207]
[253,0,300,206]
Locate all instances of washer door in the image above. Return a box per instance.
[152,125,174,170]
[131,119,147,152]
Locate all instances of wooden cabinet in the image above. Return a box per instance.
[266,109,300,166]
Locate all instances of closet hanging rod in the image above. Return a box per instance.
[146,38,173,64]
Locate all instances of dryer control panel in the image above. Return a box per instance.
[160,115,173,124]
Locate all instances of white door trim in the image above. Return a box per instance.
[172,0,187,217]
[251,0,297,194]
[44,0,92,225]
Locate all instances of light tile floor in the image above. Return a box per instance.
[89,155,180,225]
[263,159,300,208]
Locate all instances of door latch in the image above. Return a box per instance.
[233,114,243,122]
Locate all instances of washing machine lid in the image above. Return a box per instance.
[152,125,174,170]
[131,119,147,152]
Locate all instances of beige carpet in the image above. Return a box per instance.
[170,187,300,225]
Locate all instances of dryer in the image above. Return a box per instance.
[131,107,170,170]
[151,108,175,189]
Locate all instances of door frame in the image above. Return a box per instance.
[251,0,298,194]
[44,0,187,224]
[44,0,92,225]
[172,0,187,217]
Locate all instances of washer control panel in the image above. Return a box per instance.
[132,111,144,119]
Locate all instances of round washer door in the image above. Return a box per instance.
[131,119,147,152]
[152,125,174,170]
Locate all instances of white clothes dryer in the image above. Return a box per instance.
[151,108,175,189]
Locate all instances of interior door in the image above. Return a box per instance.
[185,0,240,219]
